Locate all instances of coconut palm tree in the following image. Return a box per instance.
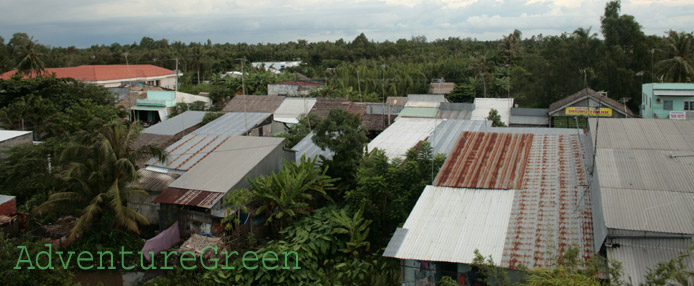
[16,38,45,76]
[658,30,694,83]
[34,119,166,239]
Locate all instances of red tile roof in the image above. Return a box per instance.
[0,65,175,81]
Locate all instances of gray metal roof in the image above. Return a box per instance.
[601,187,694,234]
[169,136,286,193]
[292,132,334,164]
[590,119,694,234]
[510,108,548,116]
[274,98,317,124]
[437,102,475,120]
[145,134,231,172]
[405,94,446,108]
[367,118,441,160]
[142,111,206,136]
[193,112,272,136]
[366,103,404,115]
[427,120,490,156]
[607,238,694,286]
[383,186,515,266]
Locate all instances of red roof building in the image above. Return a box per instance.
[0,65,180,89]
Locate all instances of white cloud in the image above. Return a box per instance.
[0,0,692,47]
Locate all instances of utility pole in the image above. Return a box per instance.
[356,70,362,102]
[124,52,132,121]
[237,57,248,135]
[650,49,655,83]
[506,65,511,98]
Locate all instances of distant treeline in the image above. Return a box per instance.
[1,0,692,109]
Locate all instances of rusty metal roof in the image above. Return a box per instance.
[391,129,594,270]
[222,95,286,113]
[152,187,225,209]
[434,132,534,189]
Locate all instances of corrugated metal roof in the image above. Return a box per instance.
[398,130,594,269]
[309,97,365,118]
[397,107,439,118]
[292,132,334,163]
[152,187,225,209]
[274,98,317,124]
[366,103,403,115]
[383,186,515,266]
[367,118,441,159]
[427,120,490,156]
[437,103,475,120]
[405,94,446,108]
[589,118,694,151]
[501,132,593,269]
[428,82,455,94]
[510,108,549,126]
[434,132,534,190]
[471,98,513,125]
[222,95,286,113]
[168,136,287,193]
[146,134,230,172]
[590,118,694,235]
[601,187,694,234]
[193,112,272,136]
[142,111,206,136]
[549,88,635,117]
[138,169,179,193]
[607,238,694,286]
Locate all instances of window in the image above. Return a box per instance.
[664,100,673,111]
[685,101,694,111]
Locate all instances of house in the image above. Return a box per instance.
[395,94,447,120]
[470,98,514,126]
[426,120,490,156]
[510,108,549,127]
[367,118,442,160]
[0,131,32,154]
[548,88,634,128]
[291,132,334,164]
[131,111,207,152]
[428,82,455,95]
[0,195,16,216]
[589,118,694,285]
[309,97,366,119]
[274,97,318,124]
[144,112,273,174]
[129,90,211,125]
[385,127,594,284]
[361,103,403,132]
[222,95,286,113]
[153,136,294,234]
[0,64,180,89]
[251,61,302,74]
[268,81,322,96]
[641,83,694,120]
[437,102,474,120]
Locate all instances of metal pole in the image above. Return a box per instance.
[241,58,248,135]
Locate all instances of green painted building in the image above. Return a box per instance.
[641,83,694,120]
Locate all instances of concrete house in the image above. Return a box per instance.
[641,83,694,120]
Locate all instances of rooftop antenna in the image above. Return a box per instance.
[237,57,248,135]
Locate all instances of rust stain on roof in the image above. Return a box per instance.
[153,187,224,209]
[434,132,534,189]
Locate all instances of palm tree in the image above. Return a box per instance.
[16,38,45,76]
[34,119,166,239]
[657,30,694,82]
[248,156,337,233]
[468,54,492,97]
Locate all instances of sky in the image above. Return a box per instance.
[0,0,692,48]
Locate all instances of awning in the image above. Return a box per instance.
[152,187,224,209]
[132,105,166,111]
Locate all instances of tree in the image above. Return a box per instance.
[247,156,337,234]
[312,109,368,190]
[644,244,694,285]
[15,38,45,76]
[487,108,506,127]
[448,83,475,103]
[34,120,167,239]
[657,31,694,83]
[280,113,324,149]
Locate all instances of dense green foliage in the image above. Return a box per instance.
[0,233,74,286]
[1,1,691,112]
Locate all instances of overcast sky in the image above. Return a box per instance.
[0,0,692,48]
